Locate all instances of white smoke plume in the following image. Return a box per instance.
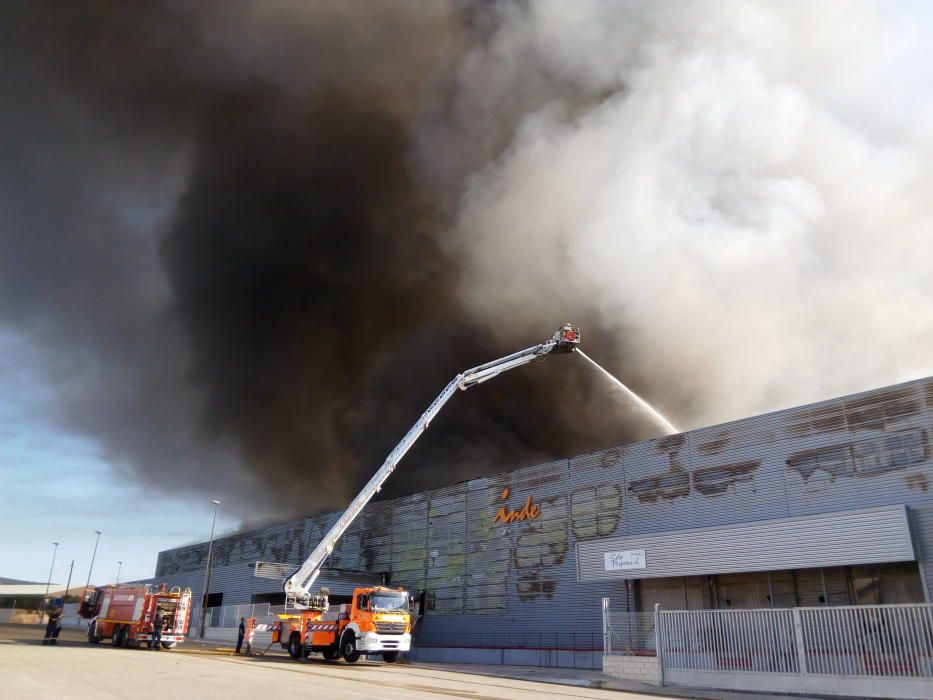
[423,0,933,428]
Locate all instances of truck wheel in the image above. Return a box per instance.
[122,629,134,648]
[383,651,399,663]
[341,633,360,663]
[322,646,340,661]
[161,641,177,650]
[112,625,123,647]
[287,632,303,660]
[87,621,101,644]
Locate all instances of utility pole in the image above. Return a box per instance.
[85,530,101,592]
[115,561,123,585]
[198,499,221,638]
[45,542,60,598]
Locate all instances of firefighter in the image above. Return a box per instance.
[150,611,163,650]
[236,617,245,654]
[42,598,63,645]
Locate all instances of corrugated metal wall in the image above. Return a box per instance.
[153,374,933,653]
[576,505,915,580]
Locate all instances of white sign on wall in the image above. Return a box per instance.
[604,549,647,571]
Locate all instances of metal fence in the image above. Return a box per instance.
[601,599,657,655]
[658,608,801,673]
[193,603,286,630]
[656,604,933,679]
[797,605,933,678]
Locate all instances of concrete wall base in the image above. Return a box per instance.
[602,654,662,686]
[666,668,933,700]
[410,647,601,670]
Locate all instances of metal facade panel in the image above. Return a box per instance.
[577,505,915,581]
[464,476,509,614]
[390,492,428,591]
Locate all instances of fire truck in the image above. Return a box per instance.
[250,325,580,662]
[255,585,412,663]
[78,583,193,649]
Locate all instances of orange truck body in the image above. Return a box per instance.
[78,583,192,649]
[252,586,412,663]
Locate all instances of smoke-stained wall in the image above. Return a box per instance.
[155,375,933,656]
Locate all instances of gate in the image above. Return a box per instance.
[603,601,933,699]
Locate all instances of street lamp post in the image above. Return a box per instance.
[198,499,221,638]
[43,542,59,623]
[115,561,123,585]
[85,530,101,592]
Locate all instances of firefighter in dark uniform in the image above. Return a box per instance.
[42,598,63,645]
[236,617,246,654]
[150,610,163,650]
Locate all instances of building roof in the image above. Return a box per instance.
[0,577,43,585]
[0,583,68,597]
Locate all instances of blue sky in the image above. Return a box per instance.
[0,329,238,586]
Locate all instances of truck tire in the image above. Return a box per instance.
[383,651,399,663]
[161,641,177,650]
[322,646,340,661]
[287,632,303,660]
[112,625,123,647]
[87,621,101,644]
[340,632,360,663]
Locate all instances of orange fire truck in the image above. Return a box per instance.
[78,583,192,649]
[254,585,412,663]
[248,326,580,663]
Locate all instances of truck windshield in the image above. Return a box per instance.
[371,594,408,611]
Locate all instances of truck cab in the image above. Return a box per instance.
[335,587,412,663]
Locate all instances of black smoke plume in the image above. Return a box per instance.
[1,1,645,515]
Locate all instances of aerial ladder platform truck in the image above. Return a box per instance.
[251,324,580,663]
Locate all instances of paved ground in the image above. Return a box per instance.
[0,624,682,700]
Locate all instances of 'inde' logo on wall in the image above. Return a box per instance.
[493,488,541,524]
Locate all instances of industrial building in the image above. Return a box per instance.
[152,375,933,667]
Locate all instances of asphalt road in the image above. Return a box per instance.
[0,624,676,700]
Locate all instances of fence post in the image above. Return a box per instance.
[792,608,808,674]
[654,603,665,687]
[602,597,611,656]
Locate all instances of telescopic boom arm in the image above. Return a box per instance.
[283,324,580,609]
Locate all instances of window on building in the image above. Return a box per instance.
[637,576,705,610]
[250,592,285,606]
[852,562,925,605]
[768,571,797,608]
[716,572,771,609]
